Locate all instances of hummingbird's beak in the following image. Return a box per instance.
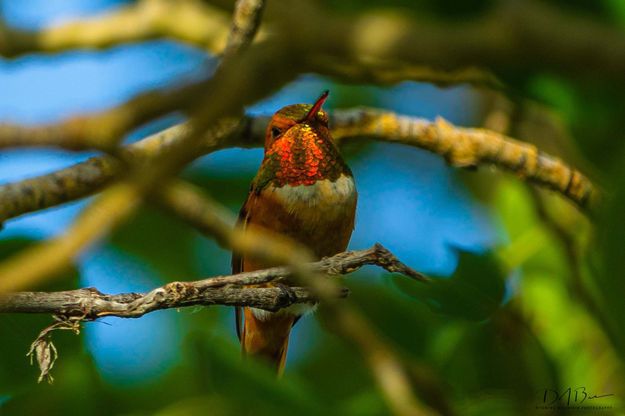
[303,90,329,123]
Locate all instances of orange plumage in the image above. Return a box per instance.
[232,91,357,374]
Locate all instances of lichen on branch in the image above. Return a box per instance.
[0,109,597,224]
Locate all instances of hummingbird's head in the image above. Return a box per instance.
[264,90,330,150]
[254,91,350,189]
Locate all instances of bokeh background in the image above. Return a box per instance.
[1,1,625,415]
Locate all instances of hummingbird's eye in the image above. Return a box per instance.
[271,126,282,139]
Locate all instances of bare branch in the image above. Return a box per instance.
[333,109,598,213]
[0,88,198,151]
[222,0,266,59]
[0,120,241,223]
[0,245,424,317]
[0,108,597,225]
[1,287,325,317]
[2,0,624,87]
[308,56,504,90]
[304,0,625,83]
[0,0,231,57]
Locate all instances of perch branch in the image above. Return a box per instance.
[0,244,424,317]
[3,287,329,317]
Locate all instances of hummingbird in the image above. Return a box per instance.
[232,91,357,374]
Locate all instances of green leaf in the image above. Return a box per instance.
[393,250,506,321]
[182,333,325,416]
[593,160,625,360]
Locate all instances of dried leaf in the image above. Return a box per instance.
[26,315,83,383]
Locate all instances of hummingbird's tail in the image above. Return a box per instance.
[241,307,295,375]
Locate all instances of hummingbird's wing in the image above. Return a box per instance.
[232,192,255,341]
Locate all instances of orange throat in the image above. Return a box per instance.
[254,123,350,189]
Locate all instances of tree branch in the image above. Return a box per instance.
[333,109,598,213]
[0,88,200,151]
[0,0,232,57]
[3,0,624,87]
[0,108,597,224]
[0,244,424,317]
[1,286,328,316]
[222,0,266,60]
[301,0,625,83]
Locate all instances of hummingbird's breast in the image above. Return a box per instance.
[267,173,356,223]
[252,173,357,259]
[248,173,357,320]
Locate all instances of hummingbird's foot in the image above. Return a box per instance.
[275,283,298,307]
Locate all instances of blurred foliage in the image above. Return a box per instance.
[393,250,505,321]
[0,238,90,414]
[320,0,497,20]
[594,161,625,361]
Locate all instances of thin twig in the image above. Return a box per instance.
[222,0,266,60]
[26,315,82,383]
